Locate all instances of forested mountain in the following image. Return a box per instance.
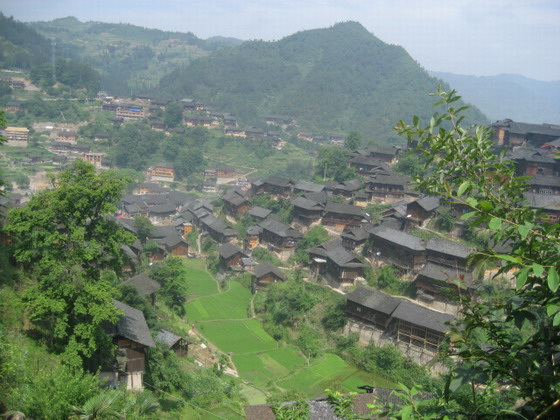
[30,17,240,96]
[158,22,488,140]
[430,71,560,124]
[0,13,51,69]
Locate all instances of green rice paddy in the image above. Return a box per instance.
[198,319,277,354]
[186,281,251,321]
[184,265,218,298]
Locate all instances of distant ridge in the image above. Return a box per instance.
[158,22,487,140]
[430,71,560,125]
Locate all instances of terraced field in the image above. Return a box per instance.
[185,260,395,401]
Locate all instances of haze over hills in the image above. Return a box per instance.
[157,22,488,140]
[29,16,238,96]
[430,71,560,125]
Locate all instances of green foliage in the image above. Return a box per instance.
[163,102,183,128]
[293,225,329,263]
[344,131,362,151]
[112,123,165,170]
[5,161,135,366]
[435,207,455,232]
[133,216,153,242]
[315,146,354,182]
[252,246,284,267]
[272,400,310,420]
[264,280,318,327]
[296,324,324,363]
[395,87,560,416]
[0,13,51,69]
[173,148,206,179]
[365,264,408,295]
[151,257,188,316]
[158,22,487,137]
[393,154,425,177]
[249,193,293,224]
[325,389,357,420]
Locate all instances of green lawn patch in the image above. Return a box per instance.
[276,353,394,398]
[199,319,277,354]
[184,265,218,298]
[187,281,251,321]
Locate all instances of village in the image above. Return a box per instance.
[2,74,560,418]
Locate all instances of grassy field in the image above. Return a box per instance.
[187,281,252,321]
[277,353,395,397]
[232,347,307,387]
[198,319,277,355]
[184,265,218,298]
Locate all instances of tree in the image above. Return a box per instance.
[163,103,183,128]
[344,130,362,151]
[173,148,206,179]
[133,216,153,243]
[315,146,354,182]
[394,88,560,417]
[5,161,135,367]
[293,225,329,263]
[150,257,188,316]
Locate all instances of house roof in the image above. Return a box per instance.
[368,174,411,187]
[324,179,362,192]
[324,202,365,217]
[122,273,161,296]
[156,329,188,348]
[248,206,272,219]
[494,119,560,138]
[370,226,425,251]
[156,233,187,250]
[391,300,454,333]
[341,226,369,242]
[411,196,441,212]
[294,181,324,193]
[303,191,329,204]
[151,225,178,239]
[523,193,560,211]
[259,219,302,239]
[528,175,560,187]
[309,239,365,268]
[113,300,155,347]
[149,203,177,215]
[417,262,474,288]
[346,286,401,315]
[262,176,293,188]
[254,262,286,280]
[218,243,246,259]
[223,188,249,206]
[426,237,473,259]
[246,225,263,236]
[292,196,325,211]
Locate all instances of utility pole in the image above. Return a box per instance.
[51,39,57,83]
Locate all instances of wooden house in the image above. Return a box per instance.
[156,329,190,357]
[414,262,475,303]
[349,155,393,176]
[341,225,371,250]
[524,193,560,223]
[509,149,559,177]
[252,262,286,292]
[293,181,325,195]
[3,126,29,147]
[291,196,325,224]
[156,234,189,257]
[223,188,251,216]
[322,202,366,230]
[116,105,145,119]
[218,243,248,269]
[405,196,441,225]
[493,119,560,148]
[351,146,401,165]
[345,286,401,329]
[248,206,272,221]
[103,300,155,390]
[146,163,175,183]
[200,215,238,243]
[365,175,411,200]
[426,237,473,270]
[252,176,294,196]
[122,273,161,305]
[244,225,263,249]
[324,179,362,197]
[527,175,560,195]
[259,219,302,253]
[309,239,366,284]
[369,226,426,270]
[57,130,78,144]
[391,300,454,352]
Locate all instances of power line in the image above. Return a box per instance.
[142,379,232,420]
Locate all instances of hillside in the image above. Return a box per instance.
[430,71,560,124]
[0,13,51,69]
[30,17,239,96]
[158,22,488,140]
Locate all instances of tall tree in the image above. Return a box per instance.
[5,161,135,367]
[344,130,362,151]
[315,146,354,182]
[163,103,183,128]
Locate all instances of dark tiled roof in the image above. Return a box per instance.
[324,202,365,217]
[370,226,425,251]
[260,219,302,239]
[122,273,161,296]
[248,206,272,219]
[368,174,411,186]
[494,119,560,137]
[341,226,369,242]
[246,225,263,236]
[156,329,186,348]
[294,181,325,193]
[426,237,473,259]
[417,262,474,287]
[413,196,441,212]
[151,225,178,239]
[254,262,286,280]
[113,300,155,347]
[391,300,454,332]
[156,233,187,250]
[303,191,329,204]
[346,286,401,315]
[218,243,246,259]
[528,175,560,187]
[148,203,177,214]
[292,196,325,211]
[523,193,560,210]
[263,176,293,187]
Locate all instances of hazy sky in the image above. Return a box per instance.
[2,0,559,81]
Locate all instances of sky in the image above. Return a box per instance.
[2,0,559,81]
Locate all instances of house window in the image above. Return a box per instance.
[356,306,361,313]
[539,189,553,195]
[537,167,544,174]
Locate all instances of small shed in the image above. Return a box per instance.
[156,329,191,357]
